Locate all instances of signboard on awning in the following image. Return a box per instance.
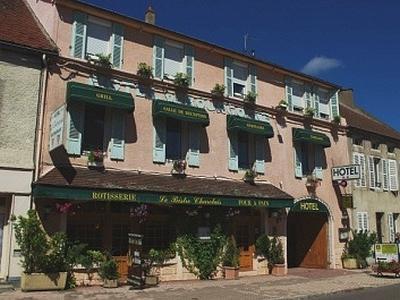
[293,128,331,147]
[33,185,293,208]
[227,115,274,138]
[67,82,134,111]
[152,99,209,126]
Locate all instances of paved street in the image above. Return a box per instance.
[314,283,400,300]
[1,268,400,299]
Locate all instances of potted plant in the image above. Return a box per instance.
[88,53,112,68]
[269,237,286,276]
[343,230,376,269]
[222,236,240,280]
[244,91,257,105]
[173,72,190,89]
[76,250,104,286]
[87,150,104,169]
[304,107,316,118]
[255,234,271,274]
[277,100,288,111]
[172,159,187,175]
[243,169,257,183]
[137,62,153,82]
[142,248,172,286]
[99,255,119,288]
[13,210,68,291]
[211,84,225,99]
[332,115,341,125]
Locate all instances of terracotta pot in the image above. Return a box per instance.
[342,258,358,269]
[271,264,287,276]
[145,275,159,286]
[21,272,67,291]
[224,266,239,280]
[103,279,118,288]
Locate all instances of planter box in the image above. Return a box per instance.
[103,279,118,288]
[342,258,358,269]
[271,264,287,276]
[223,266,239,280]
[87,161,104,169]
[145,275,159,286]
[21,272,67,291]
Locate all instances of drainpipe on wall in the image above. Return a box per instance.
[32,54,48,209]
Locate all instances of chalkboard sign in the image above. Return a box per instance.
[127,233,144,289]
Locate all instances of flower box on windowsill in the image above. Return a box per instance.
[171,160,187,176]
[87,150,105,170]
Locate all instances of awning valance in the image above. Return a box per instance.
[33,185,293,209]
[292,128,331,147]
[152,99,210,126]
[67,82,134,111]
[227,115,274,138]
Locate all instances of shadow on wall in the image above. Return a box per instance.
[49,146,77,184]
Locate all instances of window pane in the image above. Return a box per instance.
[238,132,249,169]
[233,63,248,81]
[233,83,245,96]
[82,104,105,151]
[166,118,182,160]
[292,84,304,108]
[164,43,183,77]
[86,21,111,56]
[301,142,312,175]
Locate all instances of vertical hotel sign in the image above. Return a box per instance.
[49,105,66,151]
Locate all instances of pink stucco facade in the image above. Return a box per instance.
[30,0,351,278]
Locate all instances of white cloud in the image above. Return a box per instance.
[301,56,343,76]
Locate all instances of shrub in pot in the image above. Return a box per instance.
[222,236,240,280]
[304,107,316,118]
[99,255,119,288]
[142,247,174,286]
[211,84,225,99]
[244,91,257,104]
[13,210,68,291]
[269,237,286,276]
[343,230,376,269]
[76,250,105,285]
[173,72,190,89]
[255,234,271,274]
[137,62,153,81]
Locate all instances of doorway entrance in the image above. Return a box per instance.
[234,215,259,271]
[287,199,329,269]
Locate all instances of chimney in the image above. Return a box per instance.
[339,89,355,107]
[145,6,155,25]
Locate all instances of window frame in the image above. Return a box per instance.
[163,39,185,79]
[85,15,112,59]
[165,118,184,161]
[231,60,248,99]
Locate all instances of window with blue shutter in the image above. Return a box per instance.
[294,144,303,178]
[330,90,339,118]
[153,36,165,79]
[66,102,84,155]
[224,58,233,97]
[112,23,124,69]
[254,136,265,174]
[285,79,293,111]
[313,88,320,118]
[228,131,238,171]
[110,110,125,160]
[71,12,87,59]
[314,145,323,179]
[187,125,200,167]
[185,45,195,87]
[153,117,166,163]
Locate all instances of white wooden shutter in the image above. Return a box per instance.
[187,125,200,167]
[294,144,303,178]
[357,212,369,232]
[110,110,125,160]
[153,36,165,79]
[363,212,369,231]
[360,154,367,187]
[388,213,395,242]
[368,156,376,189]
[330,90,339,118]
[254,136,265,174]
[313,89,320,117]
[382,159,389,191]
[112,23,124,68]
[389,159,399,191]
[304,86,312,109]
[224,58,233,97]
[71,11,87,59]
[184,44,195,86]
[285,79,293,111]
[228,131,238,171]
[353,153,360,187]
[248,64,257,95]
[153,117,166,163]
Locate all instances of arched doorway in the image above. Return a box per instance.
[287,198,330,268]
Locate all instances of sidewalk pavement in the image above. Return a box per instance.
[1,268,399,300]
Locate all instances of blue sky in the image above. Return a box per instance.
[83,0,400,131]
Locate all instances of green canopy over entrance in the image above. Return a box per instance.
[227,115,274,138]
[152,99,210,126]
[33,185,293,209]
[67,82,134,111]
[292,128,331,147]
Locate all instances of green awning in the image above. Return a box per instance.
[67,82,134,111]
[227,115,274,138]
[293,128,331,147]
[33,185,293,209]
[152,99,210,126]
[290,199,329,214]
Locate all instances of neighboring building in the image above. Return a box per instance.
[0,0,57,281]
[340,90,400,243]
[28,0,350,282]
